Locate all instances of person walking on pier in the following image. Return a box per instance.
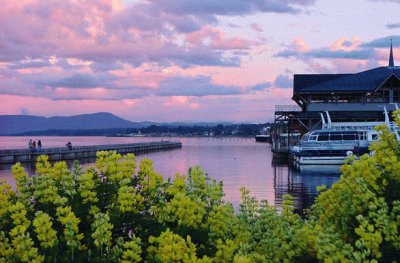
[28,139,33,152]
[32,140,36,152]
[37,140,42,151]
[66,141,72,150]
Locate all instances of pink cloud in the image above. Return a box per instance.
[186,26,255,50]
[0,1,243,68]
[330,37,361,51]
[292,37,310,53]
[0,1,395,123]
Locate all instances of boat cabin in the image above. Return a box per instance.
[301,130,378,143]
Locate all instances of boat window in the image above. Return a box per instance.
[359,132,366,140]
[329,134,342,141]
[309,135,317,141]
[372,134,378,141]
[302,135,310,141]
[317,134,329,141]
[343,133,357,140]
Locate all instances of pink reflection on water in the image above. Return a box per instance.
[0,136,278,208]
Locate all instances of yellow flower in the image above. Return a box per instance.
[33,211,57,249]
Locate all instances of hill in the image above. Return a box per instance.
[0,112,151,135]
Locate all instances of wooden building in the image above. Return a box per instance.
[273,42,399,157]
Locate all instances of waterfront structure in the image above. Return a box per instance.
[0,141,182,164]
[290,109,400,165]
[273,42,399,157]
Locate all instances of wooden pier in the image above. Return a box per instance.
[0,141,182,164]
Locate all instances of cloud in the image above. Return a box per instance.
[157,75,242,96]
[306,49,375,60]
[277,46,375,60]
[90,62,124,72]
[387,23,400,29]
[147,0,315,16]
[0,0,257,70]
[275,37,386,65]
[0,0,316,122]
[274,37,391,73]
[361,36,400,48]
[46,74,114,88]
[21,72,120,91]
[250,82,272,91]
[7,59,52,70]
[274,74,292,88]
[186,26,256,50]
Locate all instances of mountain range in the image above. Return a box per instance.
[0,112,237,135]
[0,112,154,135]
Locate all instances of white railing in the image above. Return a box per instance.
[275,105,302,112]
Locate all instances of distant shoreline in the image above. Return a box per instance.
[0,134,256,138]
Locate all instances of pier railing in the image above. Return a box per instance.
[0,141,182,164]
[275,105,302,112]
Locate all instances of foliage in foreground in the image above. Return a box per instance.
[1,112,400,262]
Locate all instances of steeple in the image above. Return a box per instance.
[389,38,394,67]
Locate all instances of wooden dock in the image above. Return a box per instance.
[0,141,182,164]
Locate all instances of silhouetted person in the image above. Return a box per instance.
[66,141,72,150]
[28,139,33,152]
[37,140,42,151]
[32,141,36,152]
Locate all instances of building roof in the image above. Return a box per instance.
[295,66,400,94]
[293,74,351,92]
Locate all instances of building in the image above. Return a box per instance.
[273,42,399,157]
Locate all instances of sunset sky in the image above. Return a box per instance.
[0,0,399,123]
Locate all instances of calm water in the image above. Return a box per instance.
[0,136,341,212]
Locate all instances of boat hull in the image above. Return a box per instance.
[255,135,270,143]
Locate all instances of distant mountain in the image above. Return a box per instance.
[0,112,153,135]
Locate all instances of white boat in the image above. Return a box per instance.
[291,108,399,165]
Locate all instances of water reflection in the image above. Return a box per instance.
[274,163,341,215]
[0,136,343,214]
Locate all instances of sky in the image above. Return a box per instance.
[0,0,399,123]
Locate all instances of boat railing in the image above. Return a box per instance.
[297,143,360,151]
[323,121,397,130]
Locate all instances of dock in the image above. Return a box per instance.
[0,141,182,164]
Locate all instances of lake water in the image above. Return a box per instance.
[0,136,341,212]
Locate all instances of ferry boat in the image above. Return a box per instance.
[291,108,399,165]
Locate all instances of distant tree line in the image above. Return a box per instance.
[14,123,272,137]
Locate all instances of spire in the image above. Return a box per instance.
[389,38,394,67]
